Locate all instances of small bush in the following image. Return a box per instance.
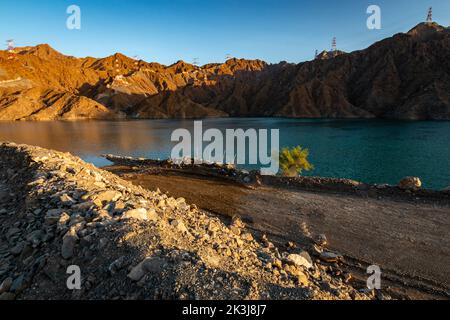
[279,146,314,177]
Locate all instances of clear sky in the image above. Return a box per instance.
[1,0,449,65]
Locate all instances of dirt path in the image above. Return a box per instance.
[107,167,450,299]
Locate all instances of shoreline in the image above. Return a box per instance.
[103,154,450,201]
[2,119,449,190]
[2,116,450,123]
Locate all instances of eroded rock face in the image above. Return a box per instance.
[0,142,371,300]
[0,23,449,121]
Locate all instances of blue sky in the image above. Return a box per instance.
[1,0,449,65]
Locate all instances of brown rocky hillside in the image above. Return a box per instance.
[0,22,449,121]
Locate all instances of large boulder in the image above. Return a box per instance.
[61,228,79,259]
[121,208,158,222]
[285,252,314,269]
[127,257,167,281]
[398,177,422,190]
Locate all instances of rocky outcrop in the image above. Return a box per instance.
[0,88,122,121]
[315,50,346,60]
[0,22,449,121]
[398,177,422,190]
[0,142,370,300]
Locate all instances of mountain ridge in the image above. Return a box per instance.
[0,22,449,121]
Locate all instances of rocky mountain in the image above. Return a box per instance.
[315,50,347,60]
[0,22,449,121]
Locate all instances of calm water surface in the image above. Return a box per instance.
[0,118,449,190]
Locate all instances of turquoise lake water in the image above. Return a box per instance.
[0,118,449,190]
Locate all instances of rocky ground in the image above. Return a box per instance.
[0,142,373,300]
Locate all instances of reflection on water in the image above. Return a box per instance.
[0,118,449,189]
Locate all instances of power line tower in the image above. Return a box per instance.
[6,39,14,51]
[133,55,139,70]
[314,49,318,60]
[331,37,337,56]
[113,56,122,78]
[225,54,232,60]
[6,39,15,60]
[426,7,433,23]
[192,58,199,66]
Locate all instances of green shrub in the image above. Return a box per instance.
[279,146,314,177]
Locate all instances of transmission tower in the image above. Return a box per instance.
[133,55,139,69]
[6,39,14,51]
[226,54,233,60]
[192,58,199,66]
[114,58,121,76]
[314,49,318,59]
[6,39,16,60]
[426,7,433,23]
[331,37,337,56]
